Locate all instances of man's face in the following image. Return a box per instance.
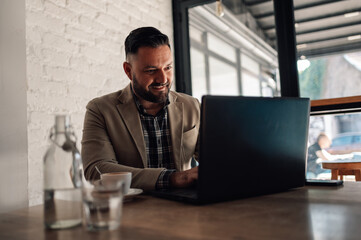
[124,45,173,104]
[319,136,331,149]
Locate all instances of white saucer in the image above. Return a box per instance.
[91,181,143,200]
[124,188,143,201]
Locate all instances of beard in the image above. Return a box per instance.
[132,74,170,103]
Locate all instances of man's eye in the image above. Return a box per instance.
[145,69,156,73]
[165,66,173,71]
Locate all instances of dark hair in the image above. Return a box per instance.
[124,27,170,59]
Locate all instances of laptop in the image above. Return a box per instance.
[152,95,310,204]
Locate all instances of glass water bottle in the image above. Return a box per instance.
[43,115,83,229]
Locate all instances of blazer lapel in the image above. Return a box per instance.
[116,85,147,167]
[168,93,184,170]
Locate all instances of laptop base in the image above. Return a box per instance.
[151,188,200,204]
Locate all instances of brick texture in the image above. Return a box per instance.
[26,0,173,206]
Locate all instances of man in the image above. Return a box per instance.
[307,133,332,177]
[307,132,353,178]
[81,27,199,191]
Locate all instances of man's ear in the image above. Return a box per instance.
[123,62,133,80]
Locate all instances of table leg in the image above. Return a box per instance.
[331,169,339,180]
[355,170,361,181]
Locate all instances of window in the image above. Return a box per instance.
[308,113,361,180]
[173,0,361,182]
[298,52,361,100]
[293,0,361,181]
[208,33,236,62]
[292,0,361,114]
[187,2,279,101]
[190,48,207,101]
[209,57,238,95]
[295,0,361,101]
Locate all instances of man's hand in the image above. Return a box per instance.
[170,166,198,188]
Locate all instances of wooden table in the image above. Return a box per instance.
[2,182,361,240]
[322,159,361,181]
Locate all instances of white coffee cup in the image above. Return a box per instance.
[101,172,132,194]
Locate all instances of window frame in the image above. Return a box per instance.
[311,96,361,116]
[172,0,215,96]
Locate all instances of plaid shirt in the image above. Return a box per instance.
[133,93,176,189]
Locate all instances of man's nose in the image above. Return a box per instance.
[155,70,168,84]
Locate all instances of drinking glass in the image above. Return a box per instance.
[82,180,124,231]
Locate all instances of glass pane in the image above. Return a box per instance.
[209,57,238,95]
[295,0,361,100]
[307,112,361,181]
[189,25,203,43]
[261,84,273,97]
[188,1,279,99]
[298,52,361,100]
[208,33,236,62]
[241,53,260,75]
[190,48,207,101]
[260,71,277,97]
[242,72,260,96]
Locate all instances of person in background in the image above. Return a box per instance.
[81,27,199,191]
[307,132,353,178]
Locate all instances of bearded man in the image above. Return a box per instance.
[81,27,199,191]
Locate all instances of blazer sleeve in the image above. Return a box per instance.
[81,99,164,191]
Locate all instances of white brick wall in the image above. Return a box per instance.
[26,0,174,206]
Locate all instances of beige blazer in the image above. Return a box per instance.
[81,84,200,191]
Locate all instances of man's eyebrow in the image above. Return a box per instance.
[143,62,173,69]
[143,65,157,69]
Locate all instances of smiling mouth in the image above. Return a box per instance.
[150,84,169,90]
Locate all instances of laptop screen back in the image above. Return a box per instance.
[197,96,310,203]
